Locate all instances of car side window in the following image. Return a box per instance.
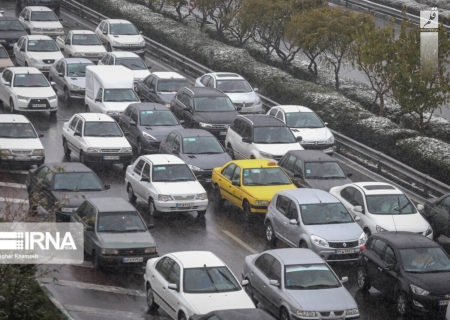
[438,196,450,211]
[75,119,83,136]
[76,202,89,220]
[95,88,103,101]
[167,262,180,286]
[231,166,241,184]
[56,61,64,74]
[101,22,109,34]
[69,117,79,131]
[173,136,181,153]
[254,253,273,277]
[276,195,290,216]
[130,109,138,123]
[371,239,386,259]
[155,257,175,280]
[3,70,12,84]
[133,159,145,175]
[268,108,278,117]
[222,164,236,180]
[286,201,298,220]
[294,160,303,176]
[281,155,296,172]
[268,258,281,282]
[384,246,396,265]
[341,187,363,206]
[164,132,176,149]
[142,163,150,181]
[275,111,284,122]
[241,123,251,139]
[200,75,210,87]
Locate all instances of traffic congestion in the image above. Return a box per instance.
[0,1,450,320]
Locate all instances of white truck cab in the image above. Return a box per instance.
[84,65,140,120]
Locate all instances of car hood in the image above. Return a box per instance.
[13,87,55,97]
[303,177,353,191]
[225,92,258,104]
[71,45,106,54]
[65,76,86,89]
[96,231,155,248]
[109,34,143,45]
[0,137,43,149]
[193,111,238,125]
[153,181,205,195]
[26,50,64,60]
[286,287,357,311]
[180,152,231,170]
[371,213,430,233]
[184,291,255,315]
[28,21,63,29]
[404,271,450,295]
[53,190,108,208]
[243,185,296,202]
[140,124,183,141]
[290,127,333,142]
[304,222,363,242]
[254,143,303,157]
[84,137,130,148]
[103,101,137,113]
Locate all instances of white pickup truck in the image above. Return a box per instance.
[56,30,107,63]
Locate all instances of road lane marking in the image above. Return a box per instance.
[39,278,145,297]
[222,230,258,254]
[0,182,26,189]
[63,305,144,319]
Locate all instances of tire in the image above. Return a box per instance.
[265,222,276,245]
[279,307,290,320]
[178,312,187,320]
[212,185,224,208]
[63,139,71,161]
[197,210,206,218]
[9,99,15,113]
[127,184,136,204]
[63,87,70,104]
[226,144,235,159]
[148,198,159,217]
[356,266,371,291]
[242,200,251,222]
[396,291,408,315]
[146,284,159,312]
[299,241,308,248]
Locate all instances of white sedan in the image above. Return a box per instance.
[125,154,208,217]
[144,251,255,320]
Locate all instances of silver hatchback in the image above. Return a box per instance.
[264,188,366,262]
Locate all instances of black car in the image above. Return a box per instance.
[422,193,450,253]
[278,150,352,190]
[190,309,276,320]
[357,231,450,316]
[170,86,239,143]
[25,162,110,222]
[159,128,231,185]
[135,71,191,107]
[0,16,27,55]
[119,102,183,155]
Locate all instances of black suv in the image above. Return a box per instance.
[0,16,27,55]
[170,86,238,142]
[16,0,62,15]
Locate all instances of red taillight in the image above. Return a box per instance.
[360,245,366,252]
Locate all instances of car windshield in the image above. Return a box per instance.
[157,79,190,92]
[72,34,102,45]
[366,194,416,215]
[304,161,346,179]
[110,23,139,35]
[0,20,25,31]
[285,264,341,289]
[182,136,224,154]
[103,88,139,102]
[400,247,450,273]
[183,266,240,293]
[97,211,147,232]
[216,79,252,93]
[285,112,324,128]
[152,164,196,182]
[301,203,354,225]
[67,62,92,77]
[0,47,9,58]
[30,11,59,22]
[193,96,235,112]
[13,73,49,87]
[27,39,59,52]
[140,110,178,126]
[253,126,295,144]
[53,172,103,191]
[243,167,292,186]
[0,123,37,138]
[117,57,146,70]
[83,121,123,137]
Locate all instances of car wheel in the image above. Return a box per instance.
[146,284,159,312]
[226,144,235,159]
[178,311,187,320]
[265,222,276,246]
[396,291,408,315]
[299,241,308,248]
[148,198,159,218]
[9,99,15,113]
[63,139,71,161]
[197,210,206,218]
[92,251,100,271]
[212,185,224,208]
[356,266,371,291]
[137,139,143,155]
[242,200,251,222]
[107,43,112,52]
[63,87,70,104]
[127,184,136,204]
[279,307,290,320]
[80,151,86,164]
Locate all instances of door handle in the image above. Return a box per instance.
[377,267,383,271]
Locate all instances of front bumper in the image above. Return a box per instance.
[0,156,44,169]
[409,292,450,314]
[310,243,361,262]
[97,251,158,268]
[155,199,208,213]
[111,45,145,56]
[301,143,335,154]
[14,97,57,112]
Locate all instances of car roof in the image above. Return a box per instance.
[85,197,137,213]
[141,154,186,165]
[168,251,226,268]
[182,86,227,97]
[75,113,115,122]
[108,51,140,58]
[61,58,94,64]
[237,114,286,127]
[350,182,403,195]
[264,248,326,265]
[229,159,280,169]
[278,188,340,204]
[104,19,133,24]
[23,34,53,41]
[151,71,186,80]
[370,231,440,249]
[127,102,170,111]
[0,114,31,123]
[70,30,96,34]
[284,150,335,162]
[25,6,55,11]
[273,105,314,113]
[207,72,244,80]
[6,66,42,74]
[170,128,213,138]
[43,162,94,173]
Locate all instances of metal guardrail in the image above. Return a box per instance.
[61,0,450,201]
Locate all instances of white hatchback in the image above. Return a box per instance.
[144,251,255,320]
[125,154,208,218]
[329,182,433,238]
[18,6,64,38]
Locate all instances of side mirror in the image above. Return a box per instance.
[95,98,101,102]
[340,276,348,283]
[289,218,298,225]
[354,215,361,222]
[102,30,107,35]
[167,283,178,291]
[347,173,353,178]
[416,203,424,212]
[293,171,303,178]
[58,72,64,77]
[254,88,259,92]
[74,131,81,136]
[24,17,29,21]
[241,279,249,286]
[296,136,303,142]
[104,184,111,190]
[269,279,280,287]
[4,81,10,87]
[129,120,136,126]
[38,133,44,138]
[354,205,364,214]
[232,179,240,186]
[141,176,150,182]
[242,136,252,143]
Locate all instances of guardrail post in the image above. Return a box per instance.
[377,161,382,173]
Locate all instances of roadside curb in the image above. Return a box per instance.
[38,280,75,320]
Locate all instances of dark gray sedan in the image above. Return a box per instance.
[242,248,360,320]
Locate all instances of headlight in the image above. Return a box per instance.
[296,310,317,317]
[70,83,83,90]
[255,200,269,206]
[310,234,329,247]
[158,194,172,201]
[59,207,76,213]
[359,232,367,246]
[188,164,202,171]
[144,247,157,254]
[410,284,429,296]
[86,147,101,153]
[120,147,133,153]
[48,95,57,101]
[32,149,44,156]
[424,227,433,237]
[29,57,39,63]
[138,39,145,46]
[376,225,386,233]
[326,135,335,144]
[195,193,207,200]
[259,151,274,159]
[346,308,360,316]
[101,248,119,255]
[17,95,28,101]
[112,39,122,46]
[199,122,213,128]
[0,149,11,156]
[142,131,157,141]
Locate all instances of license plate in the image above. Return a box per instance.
[438,300,450,306]
[32,104,46,108]
[176,203,193,208]
[41,66,50,70]
[335,249,359,254]
[219,131,227,135]
[103,155,119,160]
[122,257,143,263]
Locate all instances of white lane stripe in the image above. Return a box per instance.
[63,304,144,319]
[0,197,28,204]
[222,230,258,254]
[0,182,26,189]
[39,278,146,297]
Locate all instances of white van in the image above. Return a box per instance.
[84,65,140,120]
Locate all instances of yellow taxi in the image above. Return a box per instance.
[211,159,296,220]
